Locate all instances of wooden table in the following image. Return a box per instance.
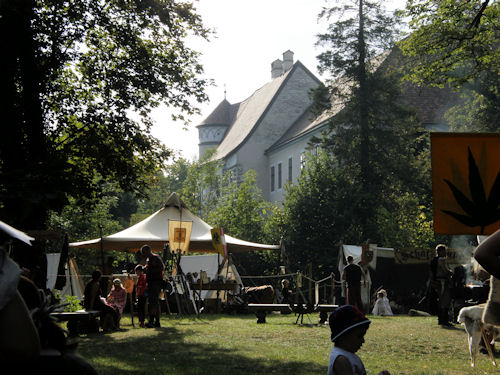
[51,310,100,336]
[189,281,239,313]
[189,281,239,291]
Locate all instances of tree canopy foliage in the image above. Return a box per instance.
[400,0,499,89]
[205,170,280,275]
[316,0,397,85]
[0,0,211,230]
[266,1,436,278]
[399,0,500,132]
[310,0,432,244]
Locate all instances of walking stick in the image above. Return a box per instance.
[129,293,135,327]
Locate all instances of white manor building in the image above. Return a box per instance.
[197,50,458,204]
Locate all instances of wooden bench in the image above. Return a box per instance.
[246,303,338,324]
[50,310,100,336]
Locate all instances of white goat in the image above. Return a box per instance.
[458,303,499,367]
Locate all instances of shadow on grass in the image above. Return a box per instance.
[168,312,322,327]
[77,317,326,375]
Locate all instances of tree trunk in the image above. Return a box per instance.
[357,0,371,239]
[0,0,48,230]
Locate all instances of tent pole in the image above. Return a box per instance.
[69,260,74,296]
[225,253,231,300]
[308,263,312,305]
[99,224,104,271]
[217,251,221,313]
[331,272,335,305]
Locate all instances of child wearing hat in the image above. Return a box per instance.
[328,305,390,375]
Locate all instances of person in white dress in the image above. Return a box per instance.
[372,289,393,316]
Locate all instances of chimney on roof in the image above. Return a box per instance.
[282,50,294,72]
[271,59,283,79]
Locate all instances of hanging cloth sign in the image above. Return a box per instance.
[168,220,193,254]
[211,227,227,258]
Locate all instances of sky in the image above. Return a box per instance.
[150,0,407,161]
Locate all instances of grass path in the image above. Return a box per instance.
[75,313,499,375]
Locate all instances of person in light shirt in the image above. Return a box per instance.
[371,289,393,316]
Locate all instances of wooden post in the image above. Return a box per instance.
[331,272,335,305]
[295,272,300,305]
[217,252,221,313]
[308,263,312,304]
[198,269,203,314]
[129,292,135,327]
[164,293,171,315]
[99,225,104,271]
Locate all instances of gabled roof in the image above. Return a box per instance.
[267,47,461,153]
[265,74,351,153]
[196,99,239,127]
[209,61,317,161]
[377,47,462,125]
[265,106,319,153]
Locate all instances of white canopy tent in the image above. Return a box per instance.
[179,254,243,300]
[0,220,34,245]
[69,192,280,253]
[46,253,84,300]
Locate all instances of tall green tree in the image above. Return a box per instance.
[280,147,434,278]
[206,170,270,243]
[0,0,211,230]
[180,149,226,217]
[314,0,429,243]
[399,0,500,132]
[279,151,351,278]
[131,157,191,224]
[206,170,279,275]
[46,185,127,277]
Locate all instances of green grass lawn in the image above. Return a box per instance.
[73,313,499,375]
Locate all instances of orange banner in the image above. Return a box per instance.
[431,133,500,235]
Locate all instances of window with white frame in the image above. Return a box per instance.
[300,151,306,169]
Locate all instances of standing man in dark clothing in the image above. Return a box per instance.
[141,245,164,328]
[431,244,453,326]
[342,256,366,312]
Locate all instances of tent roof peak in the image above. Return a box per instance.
[163,192,186,210]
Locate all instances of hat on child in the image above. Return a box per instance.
[329,305,371,342]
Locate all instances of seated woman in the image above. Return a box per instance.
[106,279,127,328]
[83,270,117,331]
[372,289,393,316]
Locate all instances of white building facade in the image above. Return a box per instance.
[197,49,458,205]
[197,51,323,203]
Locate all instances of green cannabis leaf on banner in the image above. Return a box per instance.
[442,147,500,234]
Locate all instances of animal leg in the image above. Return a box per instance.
[479,321,497,367]
[468,334,475,367]
[470,322,482,368]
